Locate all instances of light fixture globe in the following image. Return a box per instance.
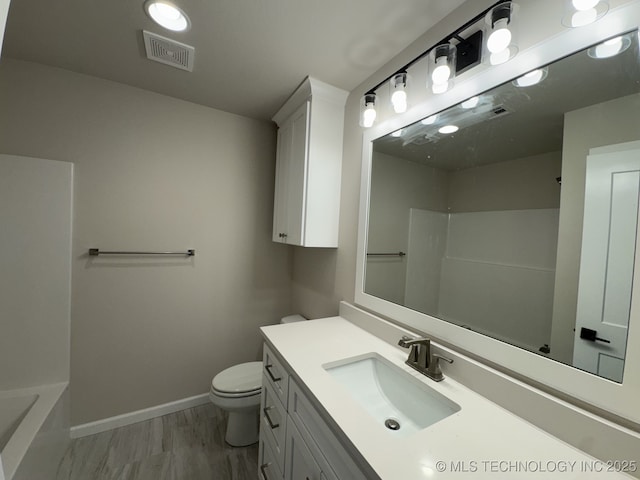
[390,73,408,114]
[562,0,608,27]
[421,114,438,125]
[360,93,377,128]
[428,43,456,94]
[512,67,549,87]
[588,34,633,59]
[144,0,191,32]
[573,0,599,10]
[484,2,519,65]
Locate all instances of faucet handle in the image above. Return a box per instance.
[432,353,454,364]
[427,353,454,382]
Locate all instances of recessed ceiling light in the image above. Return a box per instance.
[439,125,459,134]
[145,0,191,32]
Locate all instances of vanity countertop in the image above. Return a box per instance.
[261,316,634,479]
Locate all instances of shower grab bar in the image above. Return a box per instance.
[366,252,406,257]
[89,248,195,257]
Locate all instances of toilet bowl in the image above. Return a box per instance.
[209,314,306,446]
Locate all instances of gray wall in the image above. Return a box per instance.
[365,151,448,304]
[0,59,293,425]
[0,154,72,389]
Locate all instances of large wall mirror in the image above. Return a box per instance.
[356,1,640,424]
[366,30,640,383]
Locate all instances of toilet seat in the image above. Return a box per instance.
[211,361,262,397]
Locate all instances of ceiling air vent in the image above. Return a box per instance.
[142,30,194,72]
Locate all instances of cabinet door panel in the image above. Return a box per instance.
[259,432,284,480]
[273,122,292,243]
[284,101,310,246]
[284,417,321,480]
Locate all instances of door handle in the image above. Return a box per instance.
[580,327,611,344]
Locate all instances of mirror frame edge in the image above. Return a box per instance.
[355,1,640,426]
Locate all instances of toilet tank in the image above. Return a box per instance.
[281,314,307,324]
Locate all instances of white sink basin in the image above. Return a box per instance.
[323,353,460,436]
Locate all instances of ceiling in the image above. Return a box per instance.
[1,0,466,121]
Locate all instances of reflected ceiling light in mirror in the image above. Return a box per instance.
[562,0,608,27]
[512,67,548,87]
[390,73,408,114]
[438,125,459,134]
[484,2,519,65]
[391,129,404,137]
[144,0,191,32]
[421,114,438,125]
[588,34,632,58]
[461,96,480,109]
[360,93,377,128]
[429,44,456,94]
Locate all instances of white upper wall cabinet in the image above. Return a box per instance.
[272,77,348,247]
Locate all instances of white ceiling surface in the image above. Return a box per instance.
[2,0,466,120]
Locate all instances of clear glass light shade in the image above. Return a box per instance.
[512,67,548,87]
[145,0,191,31]
[484,3,518,65]
[390,73,408,114]
[562,0,608,27]
[428,44,456,94]
[588,34,633,58]
[360,94,377,128]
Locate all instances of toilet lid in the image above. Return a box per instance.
[212,361,263,394]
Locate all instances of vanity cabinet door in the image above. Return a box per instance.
[283,417,322,480]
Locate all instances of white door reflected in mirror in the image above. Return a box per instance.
[573,141,640,382]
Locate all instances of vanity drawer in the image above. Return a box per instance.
[261,378,287,473]
[288,380,368,480]
[259,431,284,480]
[263,344,289,407]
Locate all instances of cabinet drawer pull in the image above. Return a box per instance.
[263,406,280,429]
[260,462,273,480]
[265,364,282,382]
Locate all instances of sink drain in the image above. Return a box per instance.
[384,418,400,431]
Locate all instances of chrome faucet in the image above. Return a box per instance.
[398,335,453,382]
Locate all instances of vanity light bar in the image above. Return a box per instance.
[360,0,511,127]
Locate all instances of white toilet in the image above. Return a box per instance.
[209,314,306,446]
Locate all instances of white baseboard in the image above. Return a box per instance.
[70,393,210,438]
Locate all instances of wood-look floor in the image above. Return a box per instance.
[56,404,258,480]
